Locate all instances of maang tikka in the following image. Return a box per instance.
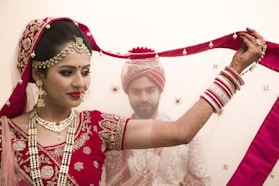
[36,80,47,107]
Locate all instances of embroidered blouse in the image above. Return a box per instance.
[0,110,129,185]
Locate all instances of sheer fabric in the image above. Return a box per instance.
[90,38,279,184]
[104,113,210,186]
[0,16,278,185]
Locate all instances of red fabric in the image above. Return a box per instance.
[1,16,279,184]
[1,23,278,118]
[227,97,279,185]
[121,118,130,150]
[105,33,279,185]
[0,110,127,185]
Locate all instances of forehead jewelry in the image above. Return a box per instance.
[32,37,91,69]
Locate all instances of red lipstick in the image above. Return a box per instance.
[68,92,81,99]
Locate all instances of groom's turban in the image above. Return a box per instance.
[121,47,166,94]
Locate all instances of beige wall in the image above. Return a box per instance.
[1,0,279,185]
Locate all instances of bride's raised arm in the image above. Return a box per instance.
[123,28,266,149]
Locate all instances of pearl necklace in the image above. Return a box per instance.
[28,108,76,185]
[34,109,74,141]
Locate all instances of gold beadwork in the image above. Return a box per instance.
[34,109,75,141]
[28,108,76,185]
[36,80,47,107]
[32,37,91,69]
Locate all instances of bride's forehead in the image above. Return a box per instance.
[59,52,91,65]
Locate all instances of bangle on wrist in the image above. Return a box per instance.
[225,66,244,86]
[201,66,244,113]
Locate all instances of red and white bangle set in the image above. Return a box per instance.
[201,66,244,113]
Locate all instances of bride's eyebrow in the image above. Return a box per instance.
[58,64,91,69]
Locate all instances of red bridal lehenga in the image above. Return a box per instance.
[0,110,129,185]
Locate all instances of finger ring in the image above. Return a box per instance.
[262,44,267,53]
[255,39,262,46]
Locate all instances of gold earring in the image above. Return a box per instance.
[81,90,89,102]
[36,80,47,107]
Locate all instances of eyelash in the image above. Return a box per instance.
[81,70,91,76]
[59,70,91,77]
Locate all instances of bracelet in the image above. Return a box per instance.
[221,70,241,90]
[225,66,244,86]
[215,74,236,95]
[201,66,244,113]
[240,44,267,76]
[201,93,222,113]
[210,83,231,103]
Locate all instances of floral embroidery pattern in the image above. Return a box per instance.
[12,140,26,151]
[98,113,127,150]
[93,160,99,169]
[74,162,84,171]
[0,110,128,185]
[83,146,91,155]
[41,165,54,179]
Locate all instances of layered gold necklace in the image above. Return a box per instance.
[28,108,76,185]
[34,109,75,141]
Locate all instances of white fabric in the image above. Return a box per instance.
[103,113,210,186]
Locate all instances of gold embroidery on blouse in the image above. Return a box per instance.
[74,162,84,171]
[52,111,92,157]
[93,160,99,168]
[41,165,54,179]
[12,140,26,151]
[6,110,127,184]
[93,125,97,132]
[83,146,91,155]
[98,113,127,150]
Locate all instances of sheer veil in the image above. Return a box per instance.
[0,16,278,185]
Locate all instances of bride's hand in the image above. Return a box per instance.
[230,27,266,74]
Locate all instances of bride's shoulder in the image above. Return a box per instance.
[10,112,30,132]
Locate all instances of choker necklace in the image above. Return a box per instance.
[28,108,76,185]
[34,109,75,141]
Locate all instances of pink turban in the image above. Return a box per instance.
[121,47,166,94]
